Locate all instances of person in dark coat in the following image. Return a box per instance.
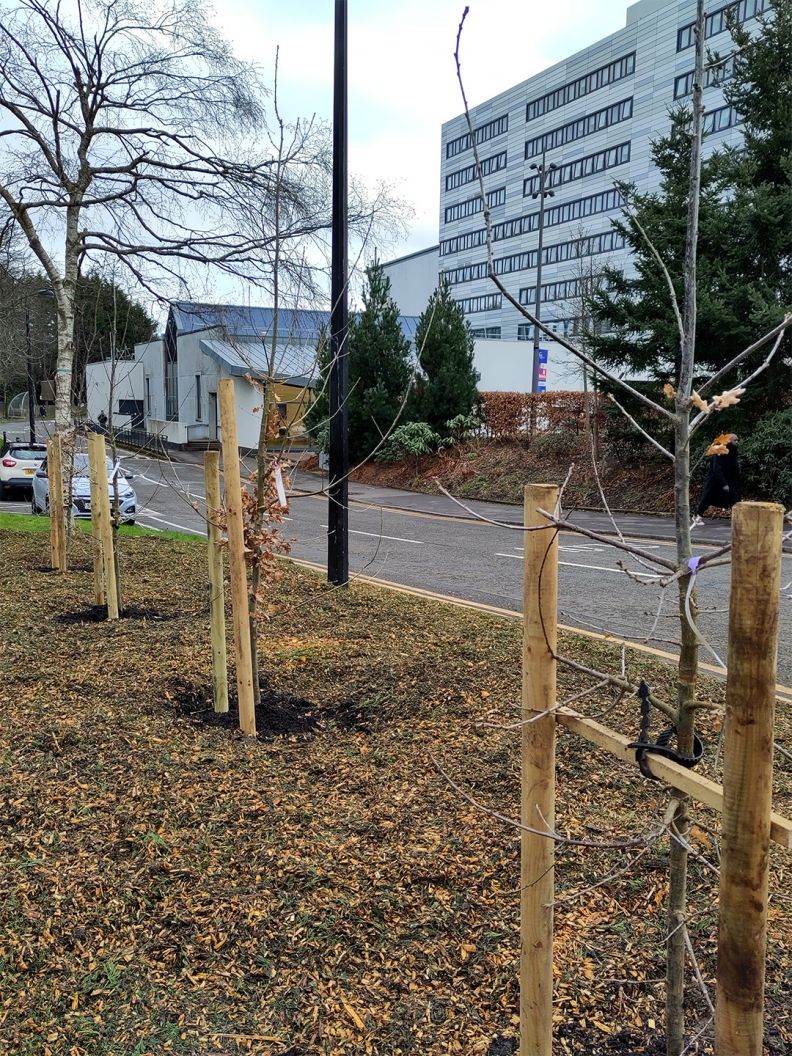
[692,433,740,526]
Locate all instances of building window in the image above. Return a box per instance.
[519,275,606,306]
[677,0,769,52]
[440,187,624,257]
[702,103,740,135]
[470,326,501,339]
[444,186,505,224]
[455,293,502,314]
[524,142,630,197]
[446,114,509,159]
[525,98,633,160]
[145,376,151,417]
[525,52,635,123]
[445,150,507,192]
[195,374,203,421]
[673,55,736,99]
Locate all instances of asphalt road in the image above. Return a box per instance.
[5,448,787,688]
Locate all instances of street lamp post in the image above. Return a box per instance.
[327,0,349,587]
[529,154,556,394]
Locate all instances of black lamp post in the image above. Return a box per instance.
[529,153,557,394]
[327,0,349,586]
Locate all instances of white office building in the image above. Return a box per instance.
[386,0,769,391]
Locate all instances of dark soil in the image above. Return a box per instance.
[166,675,369,740]
[54,603,178,623]
[35,561,93,573]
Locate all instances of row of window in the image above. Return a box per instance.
[446,114,509,159]
[524,98,633,160]
[455,292,502,315]
[440,186,622,256]
[470,326,502,339]
[519,275,597,306]
[526,52,635,123]
[442,228,626,287]
[517,317,611,340]
[524,141,630,197]
[445,150,508,191]
[444,186,506,224]
[673,54,736,99]
[677,0,769,51]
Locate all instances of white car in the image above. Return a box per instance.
[0,441,47,498]
[31,452,138,524]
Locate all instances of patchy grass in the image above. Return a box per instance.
[0,526,789,1056]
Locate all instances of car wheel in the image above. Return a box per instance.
[0,482,6,501]
[31,495,39,514]
[126,519,135,526]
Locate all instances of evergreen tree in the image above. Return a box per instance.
[413,278,480,433]
[587,5,791,414]
[347,262,413,461]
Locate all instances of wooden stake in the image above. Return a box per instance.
[47,433,67,572]
[87,434,106,606]
[521,483,559,1056]
[93,434,119,620]
[204,451,229,714]
[715,501,784,1056]
[218,378,256,736]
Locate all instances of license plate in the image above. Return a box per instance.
[23,468,34,475]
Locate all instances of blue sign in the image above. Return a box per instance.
[537,383,547,393]
[538,348,548,364]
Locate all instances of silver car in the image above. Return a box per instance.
[31,452,138,524]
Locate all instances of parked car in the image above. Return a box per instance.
[31,452,138,524]
[0,441,47,498]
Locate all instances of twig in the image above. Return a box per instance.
[607,393,674,461]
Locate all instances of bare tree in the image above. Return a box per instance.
[454,4,792,1053]
[0,0,293,433]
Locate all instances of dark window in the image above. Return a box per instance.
[525,98,632,159]
[446,114,509,158]
[526,52,635,122]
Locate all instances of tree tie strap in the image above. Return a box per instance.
[627,680,704,781]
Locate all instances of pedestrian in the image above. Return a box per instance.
[691,433,740,528]
[97,410,109,433]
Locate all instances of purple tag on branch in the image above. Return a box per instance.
[688,556,701,575]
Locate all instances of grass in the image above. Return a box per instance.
[0,510,198,541]
[0,524,788,1056]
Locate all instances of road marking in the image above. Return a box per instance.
[495,552,662,579]
[320,524,424,546]
[136,511,206,536]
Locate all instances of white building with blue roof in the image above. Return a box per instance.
[86,300,420,450]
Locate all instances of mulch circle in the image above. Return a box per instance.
[54,604,177,624]
[166,676,369,741]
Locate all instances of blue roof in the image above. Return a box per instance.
[199,338,318,387]
[170,300,420,344]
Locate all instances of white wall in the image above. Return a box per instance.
[85,358,145,427]
[134,338,166,423]
[474,338,584,393]
[231,373,266,450]
[382,246,439,316]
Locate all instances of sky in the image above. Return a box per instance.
[216,0,634,261]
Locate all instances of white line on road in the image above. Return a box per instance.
[136,510,206,536]
[320,524,424,545]
[495,552,662,579]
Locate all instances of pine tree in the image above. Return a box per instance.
[413,278,480,433]
[347,262,413,461]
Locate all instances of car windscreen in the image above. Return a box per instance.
[8,447,46,461]
[72,454,115,477]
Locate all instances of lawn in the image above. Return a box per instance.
[0,526,789,1056]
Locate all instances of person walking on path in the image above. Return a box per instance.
[692,433,740,528]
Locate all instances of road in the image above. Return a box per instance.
[5,447,787,687]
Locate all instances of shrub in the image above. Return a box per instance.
[375,422,440,463]
[739,407,792,506]
[445,413,482,442]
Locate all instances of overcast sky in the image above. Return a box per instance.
[218,0,634,260]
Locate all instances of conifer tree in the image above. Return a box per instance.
[413,278,480,433]
[347,263,413,461]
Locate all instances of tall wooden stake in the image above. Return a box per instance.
[521,483,559,1056]
[47,433,67,572]
[715,501,784,1056]
[87,434,106,606]
[204,451,229,714]
[218,378,256,736]
[92,433,119,620]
